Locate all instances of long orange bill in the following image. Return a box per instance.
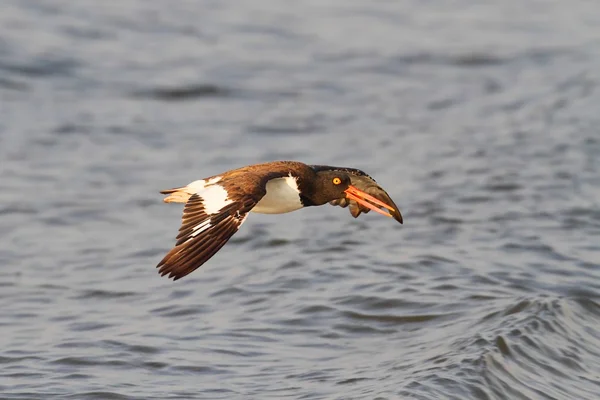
[344,185,395,218]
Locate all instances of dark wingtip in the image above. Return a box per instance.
[156,250,190,281]
[170,273,182,281]
[156,263,186,281]
[156,254,195,281]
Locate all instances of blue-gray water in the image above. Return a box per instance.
[2,1,600,399]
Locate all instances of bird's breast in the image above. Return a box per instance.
[251,176,304,214]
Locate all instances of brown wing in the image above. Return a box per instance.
[157,193,256,280]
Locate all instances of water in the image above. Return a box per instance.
[1,1,600,399]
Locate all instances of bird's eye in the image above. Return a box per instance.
[332,177,342,185]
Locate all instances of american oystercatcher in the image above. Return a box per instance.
[157,161,403,280]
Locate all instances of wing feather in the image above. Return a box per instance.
[157,194,254,280]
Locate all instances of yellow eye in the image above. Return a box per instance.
[332,177,342,185]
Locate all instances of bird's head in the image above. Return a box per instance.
[309,170,401,222]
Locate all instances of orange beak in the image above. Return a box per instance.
[344,185,397,219]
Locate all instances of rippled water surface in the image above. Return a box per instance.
[2,1,600,399]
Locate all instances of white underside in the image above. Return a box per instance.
[251,176,303,214]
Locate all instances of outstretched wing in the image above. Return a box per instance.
[157,193,257,280]
[311,165,403,224]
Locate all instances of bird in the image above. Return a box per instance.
[157,161,403,280]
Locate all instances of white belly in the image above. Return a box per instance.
[251,176,303,214]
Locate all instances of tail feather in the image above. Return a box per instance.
[160,187,194,203]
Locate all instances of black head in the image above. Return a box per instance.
[304,166,402,222]
[305,170,352,206]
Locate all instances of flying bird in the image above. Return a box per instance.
[157,161,403,280]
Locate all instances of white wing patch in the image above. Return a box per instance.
[181,176,232,215]
[187,176,222,192]
[198,184,233,215]
[162,176,225,204]
[252,174,303,214]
